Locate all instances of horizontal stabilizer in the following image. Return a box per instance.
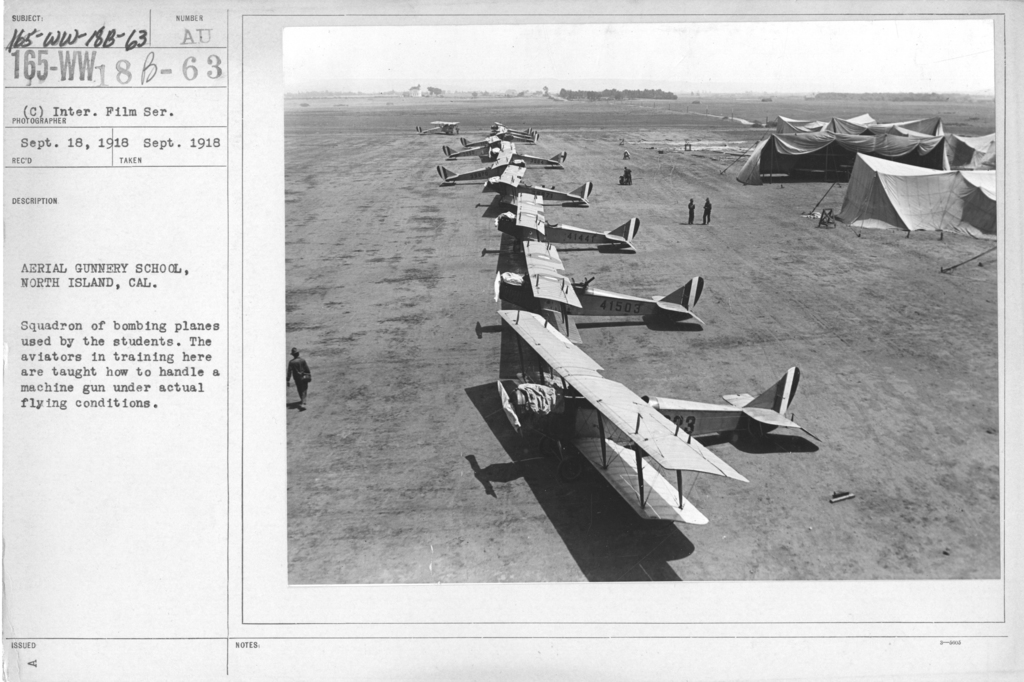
[574,438,709,524]
[743,407,821,441]
[722,393,754,407]
[655,300,705,324]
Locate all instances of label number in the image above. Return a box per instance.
[116,59,132,84]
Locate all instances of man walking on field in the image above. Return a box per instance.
[702,197,713,225]
[687,199,696,225]
[287,347,312,409]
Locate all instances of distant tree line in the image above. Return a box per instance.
[558,88,678,101]
[813,92,952,102]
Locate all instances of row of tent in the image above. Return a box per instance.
[837,153,995,239]
[774,114,995,171]
[738,133,996,186]
[776,114,944,137]
[737,131,949,185]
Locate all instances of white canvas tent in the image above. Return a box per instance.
[836,154,996,239]
[946,133,996,169]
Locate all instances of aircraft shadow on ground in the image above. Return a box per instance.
[460,328,695,582]
[700,432,819,454]
[575,317,704,333]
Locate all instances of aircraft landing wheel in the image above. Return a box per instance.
[557,454,585,482]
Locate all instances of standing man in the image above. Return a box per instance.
[687,199,696,225]
[623,167,632,185]
[702,197,713,225]
[287,347,312,409]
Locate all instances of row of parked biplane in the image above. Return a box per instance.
[424,121,816,526]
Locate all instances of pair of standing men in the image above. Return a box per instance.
[687,198,713,225]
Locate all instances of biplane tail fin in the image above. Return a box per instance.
[416,126,422,133]
[607,217,640,244]
[436,166,456,183]
[746,367,800,414]
[551,151,567,165]
[443,145,455,158]
[532,131,541,143]
[460,137,472,147]
[574,182,593,203]
[661,276,704,310]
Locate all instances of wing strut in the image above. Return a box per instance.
[597,413,608,468]
[635,448,646,509]
[515,331,526,378]
[676,471,684,508]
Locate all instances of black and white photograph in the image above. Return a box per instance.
[283,18,1000,585]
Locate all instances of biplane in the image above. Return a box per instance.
[416,121,460,135]
[500,269,706,327]
[494,218,702,339]
[496,310,749,524]
[437,161,592,207]
[436,149,568,179]
[461,125,539,146]
[443,141,566,167]
[443,138,509,161]
[496,193,638,251]
[492,122,537,140]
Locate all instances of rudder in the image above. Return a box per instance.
[662,276,704,309]
[609,218,640,243]
[747,367,801,414]
[574,182,593,203]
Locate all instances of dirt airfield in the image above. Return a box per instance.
[286,97,999,583]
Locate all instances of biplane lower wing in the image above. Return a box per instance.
[574,438,709,524]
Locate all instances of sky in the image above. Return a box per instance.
[283,19,995,94]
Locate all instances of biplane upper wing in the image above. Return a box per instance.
[513,193,547,238]
[498,310,748,482]
[521,241,582,312]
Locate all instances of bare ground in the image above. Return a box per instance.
[286,99,998,583]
